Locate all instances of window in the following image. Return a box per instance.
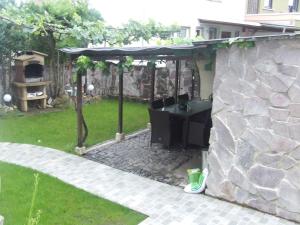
[179,27,189,38]
[196,28,203,37]
[289,0,299,12]
[221,31,231,39]
[172,27,190,38]
[234,31,240,37]
[209,27,217,39]
[264,0,272,9]
[247,0,259,14]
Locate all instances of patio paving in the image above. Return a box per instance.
[0,142,298,225]
[84,129,204,187]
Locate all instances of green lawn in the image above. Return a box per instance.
[0,161,146,225]
[0,99,148,152]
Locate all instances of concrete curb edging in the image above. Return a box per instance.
[0,215,4,225]
[86,128,149,153]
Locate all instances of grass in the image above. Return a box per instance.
[0,99,148,152]
[0,161,147,225]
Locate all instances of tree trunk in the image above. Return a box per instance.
[48,32,64,98]
[0,59,4,102]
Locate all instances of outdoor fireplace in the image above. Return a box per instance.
[13,51,50,112]
[24,63,44,82]
[14,51,46,83]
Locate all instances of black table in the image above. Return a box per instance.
[158,100,212,148]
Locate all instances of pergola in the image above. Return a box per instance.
[60,45,212,149]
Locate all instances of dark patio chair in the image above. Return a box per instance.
[188,121,205,147]
[148,108,174,148]
[178,93,189,102]
[188,109,212,147]
[164,96,175,107]
[151,99,164,109]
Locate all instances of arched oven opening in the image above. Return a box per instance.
[24,62,44,82]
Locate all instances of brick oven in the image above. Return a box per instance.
[13,51,50,112]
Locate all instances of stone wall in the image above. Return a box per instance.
[0,58,211,104]
[86,60,202,100]
[207,38,300,222]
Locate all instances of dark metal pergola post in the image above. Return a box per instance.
[118,62,124,134]
[76,70,83,147]
[191,69,195,99]
[115,60,125,141]
[150,62,156,106]
[174,60,180,103]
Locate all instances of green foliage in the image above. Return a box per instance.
[103,20,180,46]
[236,40,255,49]
[0,0,27,62]
[2,1,179,49]
[76,55,134,75]
[212,42,230,50]
[95,61,110,75]
[1,0,181,57]
[76,56,112,75]
[0,0,183,98]
[26,174,41,225]
[1,0,104,47]
[212,39,255,50]
[0,20,26,56]
[76,55,92,74]
[121,56,134,71]
[156,36,204,46]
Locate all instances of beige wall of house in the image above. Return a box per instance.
[246,0,300,26]
[245,12,300,26]
[196,59,214,100]
[259,0,300,13]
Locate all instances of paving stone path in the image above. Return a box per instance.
[0,142,298,225]
[85,130,200,186]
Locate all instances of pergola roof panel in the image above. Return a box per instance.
[60,45,208,60]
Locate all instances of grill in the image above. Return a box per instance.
[13,51,50,112]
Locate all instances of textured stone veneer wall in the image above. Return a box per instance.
[206,38,300,222]
[86,60,202,99]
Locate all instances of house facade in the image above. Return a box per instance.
[246,0,300,27]
[196,0,300,40]
[196,18,299,40]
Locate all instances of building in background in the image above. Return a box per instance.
[91,0,248,40]
[197,17,300,39]
[194,0,300,40]
[176,0,248,38]
[246,0,300,28]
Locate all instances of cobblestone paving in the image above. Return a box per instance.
[85,130,201,186]
[0,142,298,225]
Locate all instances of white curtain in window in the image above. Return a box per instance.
[264,0,270,7]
